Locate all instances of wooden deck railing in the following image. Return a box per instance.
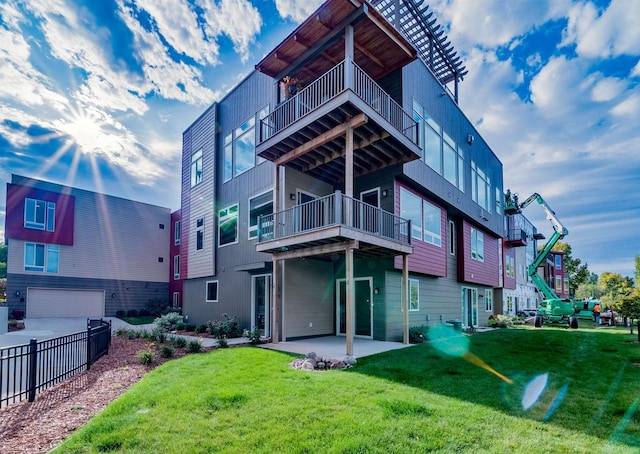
[257,191,411,247]
[259,59,418,145]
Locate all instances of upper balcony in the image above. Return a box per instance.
[505,229,528,247]
[256,191,412,259]
[254,0,422,184]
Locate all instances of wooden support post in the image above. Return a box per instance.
[402,254,409,344]
[345,246,354,356]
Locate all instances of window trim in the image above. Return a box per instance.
[173,255,180,280]
[408,278,419,311]
[24,242,59,273]
[218,203,239,247]
[174,220,181,245]
[248,189,273,240]
[448,219,456,255]
[206,280,219,303]
[471,228,485,262]
[485,289,493,312]
[24,198,55,231]
[190,149,203,187]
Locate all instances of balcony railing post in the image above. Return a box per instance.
[335,190,343,224]
[27,338,37,402]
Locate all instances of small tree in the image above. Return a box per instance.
[616,290,640,343]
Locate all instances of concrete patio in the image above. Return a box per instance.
[260,336,415,359]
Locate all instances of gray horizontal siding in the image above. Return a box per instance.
[6,273,168,317]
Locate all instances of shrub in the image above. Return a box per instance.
[139,309,152,317]
[171,337,187,349]
[488,314,514,328]
[409,325,428,344]
[243,327,262,345]
[115,310,126,318]
[115,327,130,337]
[196,324,208,334]
[217,336,229,348]
[207,315,241,338]
[127,309,139,318]
[186,339,202,353]
[138,349,154,365]
[175,321,186,331]
[153,328,167,343]
[162,306,182,315]
[160,345,175,358]
[8,319,18,328]
[12,309,24,320]
[184,323,197,332]
[154,312,184,332]
[145,297,169,317]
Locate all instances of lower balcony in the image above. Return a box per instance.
[505,229,528,247]
[256,191,412,259]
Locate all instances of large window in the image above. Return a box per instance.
[25,243,58,273]
[555,275,562,293]
[423,201,442,246]
[248,191,273,239]
[24,198,55,231]
[471,228,484,262]
[223,106,270,182]
[191,149,203,187]
[555,255,562,270]
[413,99,464,191]
[218,204,239,246]
[485,289,493,312]
[206,281,219,303]
[400,188,442,246]
[471,161,492,213]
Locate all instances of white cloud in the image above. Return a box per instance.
[428,0,570,49]
[561,0,640,58]
[201,0,262,63]
[590,77,626,102]
[275,0,324,23]
[630,59,640,77]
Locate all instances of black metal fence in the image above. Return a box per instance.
[0,318,112,409]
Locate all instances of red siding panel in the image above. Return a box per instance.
[458,220,500,287]
[393,182,447,277]
[5,183,75,245]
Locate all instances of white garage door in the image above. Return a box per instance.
[27,288,105,318]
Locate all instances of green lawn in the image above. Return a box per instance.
[56,325,640,453]
[117,316,156,325]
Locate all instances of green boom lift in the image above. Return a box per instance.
[504,191,578,329]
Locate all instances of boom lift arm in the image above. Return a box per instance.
[504,191,569,301]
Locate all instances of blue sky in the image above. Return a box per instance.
[0,0,638,279]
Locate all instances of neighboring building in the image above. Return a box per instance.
[543,250,568,298]
[179,0,506,352]
[500,212,540,315]
[4,174,171,317]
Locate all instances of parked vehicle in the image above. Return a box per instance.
[504,191,578,329]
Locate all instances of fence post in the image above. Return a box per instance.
[27,338,37,402]
[86,323,92,370]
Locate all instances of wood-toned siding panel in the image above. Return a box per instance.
[185,105,216,279]
[459,220,500,287]
[283,259,334,339]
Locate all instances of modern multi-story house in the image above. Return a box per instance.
[178,0,507,354]
[544,250,568,299]
[4,174,171,318]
